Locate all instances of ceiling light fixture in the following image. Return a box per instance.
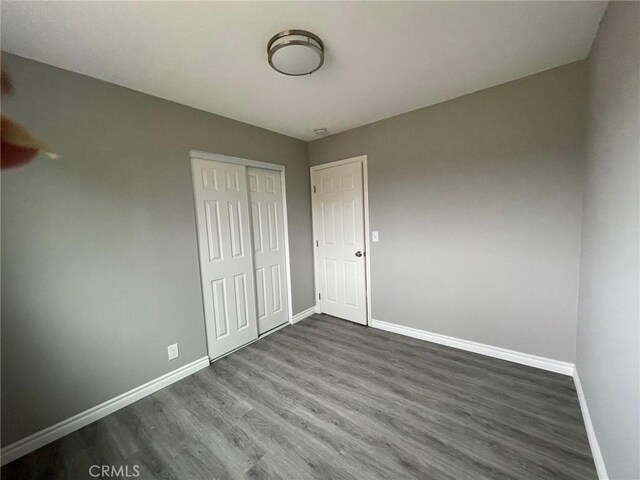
[268,30,324,76]
[314,128,328,136]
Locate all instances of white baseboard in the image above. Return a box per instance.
[291,306,318,324]
[371,319,575,376]
[573,370,608,479]
[0,356,210,466]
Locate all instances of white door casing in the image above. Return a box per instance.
[192,159,258,359]
[247,167,289,334]
[312,160,367,325]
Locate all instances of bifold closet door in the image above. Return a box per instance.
[192,159,258,359]
[247,167,289,334]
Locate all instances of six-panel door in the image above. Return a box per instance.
[312,161,367,325]
[192,159,258,359]
[247,167,289,334]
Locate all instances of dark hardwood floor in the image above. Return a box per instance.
[2,314,597,479]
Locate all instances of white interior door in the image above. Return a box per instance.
[247,167,289,334]
[192,159,258,359]
[312,161,367,325]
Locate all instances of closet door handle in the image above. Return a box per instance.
[355,251,363,257]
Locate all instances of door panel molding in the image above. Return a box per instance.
[311,155,371,326]
[191,150,284,172]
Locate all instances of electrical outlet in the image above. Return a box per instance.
[167,343,179,361]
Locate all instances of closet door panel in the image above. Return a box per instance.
[193,159,258,359]
[247,167,289,334]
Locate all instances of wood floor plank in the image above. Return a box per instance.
[2,314,597,479]
[239,333,595,479]
[271,323,590,445]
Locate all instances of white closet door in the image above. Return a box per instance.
[247,167,289,334]
[312,161,367,325]
[192,159,258,359]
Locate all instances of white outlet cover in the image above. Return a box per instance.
[168,343,179,360]
[372,231,379,242]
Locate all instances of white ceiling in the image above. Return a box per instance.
[1,1,606,141]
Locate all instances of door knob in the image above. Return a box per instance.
[355,251,363,257]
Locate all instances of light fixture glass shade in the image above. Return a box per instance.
[268,30,324,76]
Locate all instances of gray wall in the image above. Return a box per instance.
[309,62,587,362]
[1,53,314,446]
[576,2,640,479]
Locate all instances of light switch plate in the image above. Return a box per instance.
[372,231,379,242]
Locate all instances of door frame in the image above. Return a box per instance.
[310,155,372,326]
[189,150,294,355]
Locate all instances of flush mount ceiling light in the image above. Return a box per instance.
[268,30,324,76]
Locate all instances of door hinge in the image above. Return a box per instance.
[313,185,316,193]
[318,293,321,300]
[316,240,318,247]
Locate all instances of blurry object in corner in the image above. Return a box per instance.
[1,68,59,169]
